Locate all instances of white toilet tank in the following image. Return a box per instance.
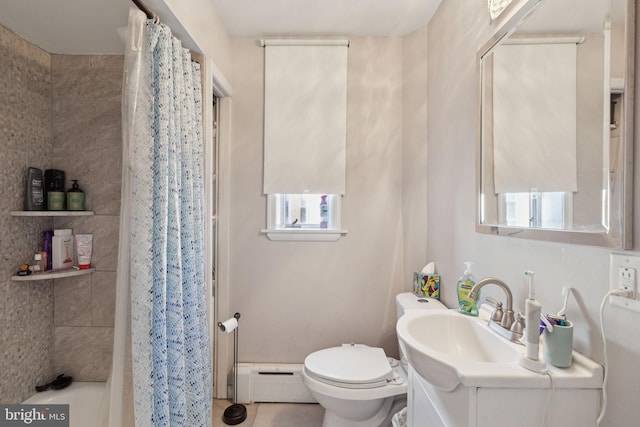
[396,292,446,319]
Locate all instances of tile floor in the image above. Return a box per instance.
[212,399,324,427]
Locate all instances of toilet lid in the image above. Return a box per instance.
[304,344,392,389]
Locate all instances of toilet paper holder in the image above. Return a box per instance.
[218,312,241,332]
[218,312,246,425]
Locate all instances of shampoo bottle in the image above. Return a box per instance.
[25,167,44,211]
[457,262,478,316]
[45,169,65,211]
[67,180,85,211]
[43,231,53,271]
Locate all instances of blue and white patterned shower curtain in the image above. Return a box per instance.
[123,9,211,427]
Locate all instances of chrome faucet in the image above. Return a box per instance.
[469,277,522,344]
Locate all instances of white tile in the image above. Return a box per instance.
[253,403,324,427]
[54,326,113,381]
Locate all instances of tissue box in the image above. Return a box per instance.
[413,273,440,299]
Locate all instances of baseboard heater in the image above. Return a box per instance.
[234,363,316,404]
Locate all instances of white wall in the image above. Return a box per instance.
[402,26,429,282]
[426,0,640,425]
[228,36,407,363]
[151,0,232,78]
[209,1,640,420]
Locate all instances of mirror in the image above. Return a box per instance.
[477,0,634,248]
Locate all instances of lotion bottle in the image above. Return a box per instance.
[457,262,478,316]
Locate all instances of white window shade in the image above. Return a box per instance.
[263,40,348,194]
[492,42,578,194]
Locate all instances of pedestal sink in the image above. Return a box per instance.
[396,309,602,391]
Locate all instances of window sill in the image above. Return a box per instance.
[260,228,348,241]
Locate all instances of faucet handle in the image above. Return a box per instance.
[510,311,525,335]
[485,297,504,323]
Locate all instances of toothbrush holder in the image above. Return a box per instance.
[542,320,573,368]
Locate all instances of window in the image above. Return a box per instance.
[261,39,349,241]
[263,194,345,241]
[499,191,571,230]
[271,194,338,229]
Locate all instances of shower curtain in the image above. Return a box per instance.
[105,8,211,427]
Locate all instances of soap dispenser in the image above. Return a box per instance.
[457,262,479,316]
[67,180,85,211]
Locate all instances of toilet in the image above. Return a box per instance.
[302,292,446,427]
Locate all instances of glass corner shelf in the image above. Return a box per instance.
[11,267,95,282]
[11,211,95,217]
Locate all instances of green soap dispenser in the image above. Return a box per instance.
[457,261,479,316]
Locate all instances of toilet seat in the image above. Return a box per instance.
[302,364,407,402]
[304,344,393,389]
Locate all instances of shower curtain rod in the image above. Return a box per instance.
[132,0,158,22]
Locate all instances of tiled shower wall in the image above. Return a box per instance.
[0,24,55,403]
[51,54,123,381]
[0,23,123,402]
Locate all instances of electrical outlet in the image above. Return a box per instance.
[610,253,640,312]
[618,266,636,297]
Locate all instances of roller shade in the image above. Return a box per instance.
[492,42,578,194]
[263,40,348,194]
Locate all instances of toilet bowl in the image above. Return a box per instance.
[303,344,407,427]
[302,293,446,427]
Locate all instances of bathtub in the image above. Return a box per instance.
[23,382,106,427]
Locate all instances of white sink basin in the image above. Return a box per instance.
[396,309,603,391]
[404,310,518,363]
